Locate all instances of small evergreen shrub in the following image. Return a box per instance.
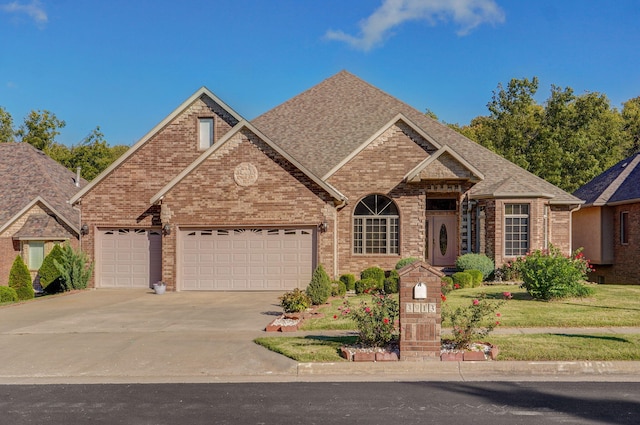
[519,245,595,301]
[306,264,331,305]
[451,271,473,288]
[455,253,495,280]
[0,286,18,303]
[466,269,484,287]
[9,256,34,301]
[279,288,312,313]
[54,243,94,290]
[330,280,347,297]
[354,278,379,295]
[360,267,385,288]
[383,278,398,294]
[395,257,420,270]
[440,276,454,295]
[38,244,64,293]
[339,274,356,291]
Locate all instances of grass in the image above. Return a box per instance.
[256,284,640,362]
[254,334,640,362]
[443,284,640,327]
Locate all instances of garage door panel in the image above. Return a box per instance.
[180,228,314,290]
[99,229,162,289]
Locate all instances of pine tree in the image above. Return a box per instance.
[9,256,34,300]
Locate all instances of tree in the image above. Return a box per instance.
[0,106,14,143]
[622,96,640,156]
[8,256,34,301]
[16,109,66,151]
[54,243,94,290]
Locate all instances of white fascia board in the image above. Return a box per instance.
[71,87,244,205]
[321,113,442,181]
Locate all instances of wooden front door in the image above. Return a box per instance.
[430,216,457,266]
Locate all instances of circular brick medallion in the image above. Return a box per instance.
[234,162,258,187]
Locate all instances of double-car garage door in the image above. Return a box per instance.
[97,227,315,290]
[180,228,315,290]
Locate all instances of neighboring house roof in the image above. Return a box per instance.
[0,143,86,236]
[70,86,243,205]
[574,153,640,207]
[150,120,347,204]
[253,70,581,205]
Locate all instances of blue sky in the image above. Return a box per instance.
[1,0,639,147]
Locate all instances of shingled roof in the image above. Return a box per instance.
[253,71,581,205]
[574,153,640,207]
[0,143,86,233]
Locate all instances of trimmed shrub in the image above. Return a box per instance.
[330,280,347,297]
[354,278,379,295]
[9,256,34,301]
[466,269,484,287]
[383,278,398,294]
[441,276,454,295]
[395,257,420,270]
[451,271,473,289]
[520,245,595,300]
[455,253,495,280]
[279,288,312,313]
[54,243,94,290]
[360,267,385,288]
[339,274,356,291]
[38,244,64,292]
[0,286,18,303]
[306,264,331,305]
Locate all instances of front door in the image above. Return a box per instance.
[430,216,457,266]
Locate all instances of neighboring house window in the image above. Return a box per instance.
[28,241,45,271]
[199,117,214,150]
[621,211,629,245]
[504,203,529,257]
[353,194,399,255]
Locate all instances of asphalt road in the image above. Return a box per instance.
[2,381,639,424]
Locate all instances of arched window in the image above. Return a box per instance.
[353,194,399,254]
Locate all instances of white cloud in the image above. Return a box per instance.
[0,0,48,26]
[325,0,505,51]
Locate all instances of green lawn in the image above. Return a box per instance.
[300,284,640,329]
[257,284,640,362]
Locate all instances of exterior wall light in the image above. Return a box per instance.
[80,224,89,235]
[162,223,171,235]
[318,222,328,233]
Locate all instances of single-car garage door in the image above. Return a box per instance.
[98,229,162,288]
[180,228,315,290]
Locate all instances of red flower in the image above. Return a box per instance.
[495,321,500,325]
[496,312,501,317]
[441,294,447,302]
[333,315,337,319]
[365,307,371,313]
[454,284,460,289]
[383,318,389,324]
[473,299,479,306]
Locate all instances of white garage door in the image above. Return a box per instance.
[99,229,162,288]
[180,228,315,290]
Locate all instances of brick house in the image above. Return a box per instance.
[71,71,582,291]
[0,143,85,285]
[573,153,640,284]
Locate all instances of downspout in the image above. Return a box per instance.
[333,199,347,278]
[568,203,582,252]
[467,199,476,253]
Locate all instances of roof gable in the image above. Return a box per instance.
[574,153,640,206]
[404,146,484,183]
[0,143,85,231]
[71,87,243,205]
[150,121,346,205]
[253,71,581,204]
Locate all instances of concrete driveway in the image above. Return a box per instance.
[0,289,298,383]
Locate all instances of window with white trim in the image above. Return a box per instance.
[198,117,214,150]
[353,195,399,255]
[621,211,629,244]
[505,203,529,256]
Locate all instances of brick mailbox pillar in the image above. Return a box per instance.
[398,261,444,361]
